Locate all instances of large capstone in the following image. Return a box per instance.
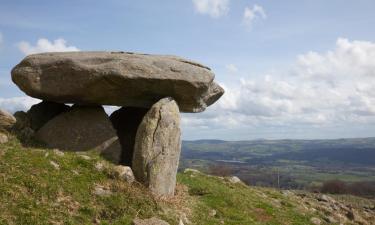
[11,51,224,112]
[110,107,149,166]
[132,97,181,197]
[35,105,121,163]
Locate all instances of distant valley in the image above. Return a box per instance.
[180,138,375,193]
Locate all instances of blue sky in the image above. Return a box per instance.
[1,0,375,140]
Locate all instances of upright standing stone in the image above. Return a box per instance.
[110,107,149,166]
[35,105,121,163]
[132,98,181,197]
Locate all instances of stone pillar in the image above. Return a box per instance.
[132,97,181,197]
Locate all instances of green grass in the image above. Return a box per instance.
[0,134,353,225]
[178,171,320,225]
[0,136,178,225]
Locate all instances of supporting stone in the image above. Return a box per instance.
[35,105,121,163]
[132,97,181,197]
[27,101,70,131]
[110,107,148,166]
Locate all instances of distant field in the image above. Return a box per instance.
[179,138,375,189]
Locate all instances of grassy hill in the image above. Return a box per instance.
[0,134,374,225]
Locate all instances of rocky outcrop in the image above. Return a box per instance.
[132,98,181,197]
[11,51,224,112]
[27,101,70,131]
[35,105,121,163]
[110,107,148,166]
[285,191,374,225]
[0,109,16,131]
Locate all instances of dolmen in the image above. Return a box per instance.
[11,51,224,197]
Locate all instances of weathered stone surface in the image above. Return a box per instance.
[93,184,112,197]
[132,97,181,197]
[113,165,135,184]
[310,217,321,225]
[0,109,16,131]
[110,107,148,166]
[13,111,31,131]
[35,105,121,162]
[27,101,70,131]
[132,217,170,225]
[228,176,242,184]
[0,132,8,144]
[93,137,122,164]
[11,51,224,112]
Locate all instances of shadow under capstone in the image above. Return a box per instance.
[109,107,149,166]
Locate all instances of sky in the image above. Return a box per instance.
[1,0,375,140]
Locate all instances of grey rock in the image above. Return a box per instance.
[310,217,321,225]
[94,137,122,164]
[93,185,112,197]
[324,216,337,224]
[13,111,31,131]
[52,149,65,156]
[17,127,35,141]
[209,209,217,217]
[27,101,70,131]
[132,217,170,225]
[317,194,335,203]
[132,98,181,197]
[95,162,106,172]
[110,107,148,166]
[184,168,201,174]
[12,111,35,142]
[78,154,91,160]
[346,210,355,220]
[49,160,60,170]
[0,109,16,131]
[179,213,190,225]
[35,105,121,163]
[113,165,135,184]
[12,51,224,112]
[0,132,8,144]
[228,176,242,184]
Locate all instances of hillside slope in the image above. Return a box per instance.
[0,135,374,225]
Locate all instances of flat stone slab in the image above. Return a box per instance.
[11,51,224,112]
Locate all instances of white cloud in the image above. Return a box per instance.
[192,0,230,18]
[183,38,375,138]
[0,32,3,45]
[0,96,41,113]
[17,38,79,55]
[243,4,266,28]
[225,64,238,73]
